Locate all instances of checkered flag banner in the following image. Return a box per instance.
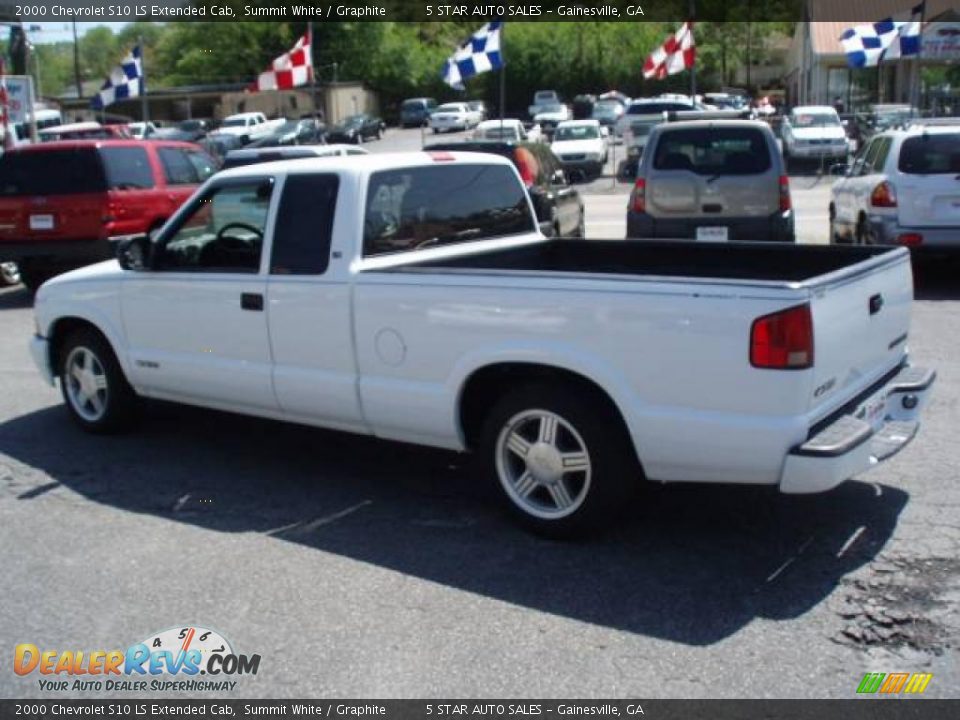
[643,21,696,80]
[254,32,312,91]
[441,21,504,90]
[91,46,142,110]
[840,2,925,68]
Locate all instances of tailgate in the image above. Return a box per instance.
[807,250,912,416]
[897,175,960,228]
[0,193,107,243]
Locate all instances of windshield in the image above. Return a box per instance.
[402,100,425,110]
[898,134,960,174]
[875,110,912,128]
[221,118,247,128]
[554,126,600,141]
[540,104,565,114]
[791,112,841,128]
[535,92,556,102]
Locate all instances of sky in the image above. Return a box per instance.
[24,22,129,44]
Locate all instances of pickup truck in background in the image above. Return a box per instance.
[216,112,285,145]
[29,152,935,537]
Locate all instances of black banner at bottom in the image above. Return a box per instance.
[0,700,957,720]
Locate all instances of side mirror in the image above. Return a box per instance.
[117,234,152,271]
[829,163,849,177]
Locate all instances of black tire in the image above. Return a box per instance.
[19,262,56,293]
[478,382,639,538]
[58,327,138,434]
[829,206,843,244]
[574,210,586,239]
[855,217,877,245]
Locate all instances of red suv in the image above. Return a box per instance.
[0,139,216,290]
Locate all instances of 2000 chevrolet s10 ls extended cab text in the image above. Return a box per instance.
[29,152,935,536]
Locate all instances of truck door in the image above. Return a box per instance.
[265,172,366,432]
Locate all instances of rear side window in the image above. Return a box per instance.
[158,147,199,185]
[99,146,154,189]
[653,127,771,175]
[898,134,960,174]
[271,174,339,275]
[363,164,534,257]
[0,148,106,195]
[186,150,217,182]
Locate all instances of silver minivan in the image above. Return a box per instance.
[626,120,795,242]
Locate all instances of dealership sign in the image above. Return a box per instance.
[924,22,960,61]
[2,75,35,125]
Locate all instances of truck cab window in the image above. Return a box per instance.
[362,164,534,257]
[271,174,339,275]
[155,180,273,273]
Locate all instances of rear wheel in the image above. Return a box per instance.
[0,262,20,286]
[829,205,844,244]
[855,217,877,245]
[59,328,138,434]
[478,383,639,538]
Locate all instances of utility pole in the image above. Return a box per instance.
[72,21,82,100]
[309,22,321,118]
[689,0,697,98]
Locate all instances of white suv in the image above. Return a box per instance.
[782,106,850,168]
[830,122,960,250]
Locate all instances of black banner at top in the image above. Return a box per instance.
[0,0,942,24]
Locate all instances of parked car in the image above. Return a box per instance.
[128,121,159,139]
[0,139,216,291]
[400,97,437,128]
[429,103,482,133]
[30,151,934,536]
[39,122,131,142]
[550,119,608,181]
[178,118,214,135]
[221,144,368,170]
[829,122,960,252]
[247,119,326,148]
[198,133,244,164]
[473,119,541,143]
[781,106,850,169]
[532,103,571,138]
[528,90,561,119]
[467,100,488,121]
[591,98,626,129]
[620,114,668,178]
[627,120,794,242]
[855,104,916,144]
[326,114,384,144]
[217,112,285,145]
[615,99,699,138]
[426,141,584,238]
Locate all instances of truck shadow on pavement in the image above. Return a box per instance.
[0,401,908,646]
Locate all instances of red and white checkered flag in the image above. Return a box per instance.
[254,32,313,91]
[642,21,695,80]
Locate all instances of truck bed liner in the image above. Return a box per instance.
[409,240,898,284]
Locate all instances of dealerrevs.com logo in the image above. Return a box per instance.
[14,626,261,693]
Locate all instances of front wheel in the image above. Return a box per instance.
[59,328,139,433]
[479,383,639,538]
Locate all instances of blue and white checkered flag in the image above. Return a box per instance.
[840,2,925,68]
[91,46,143,110]
[441,21,504,90]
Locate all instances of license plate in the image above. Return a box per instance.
[858,395,888,431]
[29,214,54,230]
[696,226,728,242]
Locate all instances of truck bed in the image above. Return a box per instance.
[404,239,899,285]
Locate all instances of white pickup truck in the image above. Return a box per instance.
[29,152,935,536]
[216,112,284,144]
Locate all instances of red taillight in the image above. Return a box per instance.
[630,177,646,213]
[897,233,923,246]
[779,175,792,212]
[870,181,897,208]
[514,147,537,188]
[750,304,814,370]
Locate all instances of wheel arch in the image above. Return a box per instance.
[457,361,643,474]
[47,316,128,383]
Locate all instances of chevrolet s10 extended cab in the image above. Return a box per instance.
[30,152,935,536]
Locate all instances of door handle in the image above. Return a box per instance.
[241,293,264,311]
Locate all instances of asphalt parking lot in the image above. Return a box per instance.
[1,127,957,699]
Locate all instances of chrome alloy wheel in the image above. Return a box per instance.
[495,409,592,520]
[64,346,109,422]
